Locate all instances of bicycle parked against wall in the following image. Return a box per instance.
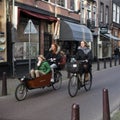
[67,59,92,97]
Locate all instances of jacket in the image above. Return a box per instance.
[37,61,51,74]
[76,47,93,64]
[45,51,61,65]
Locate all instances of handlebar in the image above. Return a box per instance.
[78,60,88,63]
[47,58,57,64]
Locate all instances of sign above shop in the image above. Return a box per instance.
[24,19,38,34]
[100,27,108,34]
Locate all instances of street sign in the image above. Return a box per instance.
[100,27,108,34]
[24,19,38,72]
[24,19,38,34]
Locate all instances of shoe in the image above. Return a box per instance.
[51,78,54,83]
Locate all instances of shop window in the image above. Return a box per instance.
[0,33,7,62]
[0,1,7,63]
[14,42,39,60]
[15,22,39,60]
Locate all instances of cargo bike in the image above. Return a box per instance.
[15,68,62,101]
[67,58,92,97]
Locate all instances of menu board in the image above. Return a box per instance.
[0,32,7,62]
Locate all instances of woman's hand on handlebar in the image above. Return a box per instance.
[48,58,56,62]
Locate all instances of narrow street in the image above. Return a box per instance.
[0,66,120,120]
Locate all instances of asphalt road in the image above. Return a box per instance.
[0,66,120,120]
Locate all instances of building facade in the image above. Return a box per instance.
[0,0,120,77]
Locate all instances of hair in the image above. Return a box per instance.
[80,40,89,47]
[38,55,46,60]
[52,43,58,52]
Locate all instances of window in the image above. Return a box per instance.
[70,0,75,10]
[113,3,116,22]
[57,0,65,7]
[116,6,120,24]
[15,22,39,60]
[100,2,104,22]
[105,6,109,24]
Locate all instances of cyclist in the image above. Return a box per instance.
[75,40,93,81]
[46,43,61,82]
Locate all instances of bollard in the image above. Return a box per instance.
[119,58,120,65]
[114,59,117,66]
[104,58,106,69]
[2,72,7,96]
[71,103,80,120]
[97,59,100,71]
[109,58,112,67]
[103,88,110,120]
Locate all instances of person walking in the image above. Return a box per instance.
[114,47,119,62]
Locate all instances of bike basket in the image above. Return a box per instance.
[67,62,79,73]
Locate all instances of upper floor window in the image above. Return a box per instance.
[105,6,109,24]
[70,0,80,11]
[116,6,120,24]
[113,3,116,22]
[100,2,104,22]
[57,0,65,7]
[70,0,75,10]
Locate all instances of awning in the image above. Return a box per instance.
[59,21,93,42]
[18,8,57,22]
[104,34,120,41]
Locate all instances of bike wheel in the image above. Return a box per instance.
[15,83,27,101]
[52,71,62,90]
[84,71,92,91]
[68,74,79,97]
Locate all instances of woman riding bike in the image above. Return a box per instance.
[45,43,61,82]
[76,40,93,81]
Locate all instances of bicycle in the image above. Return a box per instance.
[15,68,62,101]
[67,60,92,97]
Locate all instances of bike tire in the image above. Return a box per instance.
[52,71,62,90]
[68,74,79,97]
[84,71,92,91]
[15,83,27,101]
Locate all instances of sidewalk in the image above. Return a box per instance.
[0,60,120,119]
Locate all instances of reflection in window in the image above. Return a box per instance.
[14,42,39,60]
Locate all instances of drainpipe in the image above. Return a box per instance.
[12,0,15,77]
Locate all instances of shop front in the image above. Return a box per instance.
[0,1,9,77]
[98,33,120,59]
[58,20,93,57]
[12,6,57,77]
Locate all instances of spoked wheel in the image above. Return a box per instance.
[52,71,62,90]
[68,74,79,97]
[15,83,27,101]
[84,71,92,91]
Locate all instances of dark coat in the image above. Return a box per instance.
[45,51,61,66]
[76,47,93,64]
